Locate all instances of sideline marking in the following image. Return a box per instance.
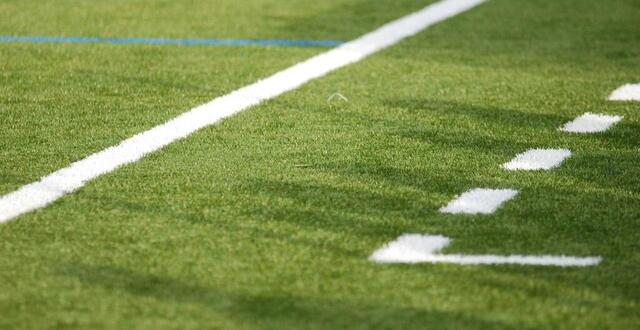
[502,148,571,171]
[560,113,623,133]
[370,234,601,266]
[0,0,488,223]
[0,35,343,48]
[440,188,518,215]
[608,83,640,101]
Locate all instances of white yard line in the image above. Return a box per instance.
[560,113,623,133]
[370,234,601,266]
[502,148,571,171]
[608,83,640,101]
[0,0,487,224]
[439,188,518,215]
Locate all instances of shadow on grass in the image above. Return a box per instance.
[563,152,640,195]
[235,177,433,237]
[228,159,640,304]
[381,99,640,150]
[58,263,512,329]
[487,264,640,311]
[377,99,561,155]
[383,99,569,129]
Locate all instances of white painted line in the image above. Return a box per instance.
[502,148,571,171]
[0,0,487,224]
[560,113,623,133]
[370,234,601,267]
[439,188,518,215]
[608,83,640,101]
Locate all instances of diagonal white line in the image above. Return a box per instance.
[0,0,488,223]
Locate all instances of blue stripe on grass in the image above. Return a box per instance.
[0,35,344,48]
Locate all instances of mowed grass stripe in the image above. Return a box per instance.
[0,0,487,223]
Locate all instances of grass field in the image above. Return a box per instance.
[1,0,639,328]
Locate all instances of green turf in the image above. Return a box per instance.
[0,0,430,196]
[0,0,429,40]
[1,0,639,329]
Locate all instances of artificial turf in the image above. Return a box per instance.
[1,0,639,328]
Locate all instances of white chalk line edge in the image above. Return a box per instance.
[559,112,623,133]
[439,188,518,215]
[369,234,601,267]
[0,0,488,223]
[608,83,640,101]
[502,148,571,171]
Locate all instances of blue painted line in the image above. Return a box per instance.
[0,35,344,48]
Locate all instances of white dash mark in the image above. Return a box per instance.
[560,113,623,133]
[370,234,601,267]
[502,148,571,171]
[0,0,488,224]
[439,188,518,215]
[608,83,640,101]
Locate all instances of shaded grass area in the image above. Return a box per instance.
[49,263,506,329]
[1,0,640,328]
